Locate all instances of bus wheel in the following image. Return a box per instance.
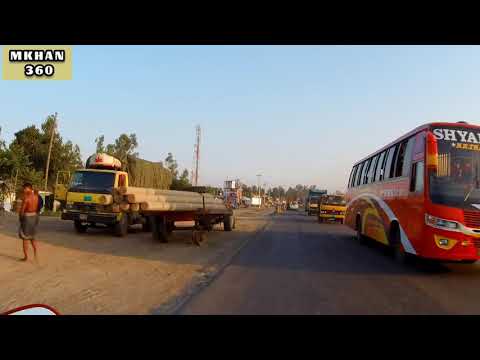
[390,225,410,264]
[355,216,366,245]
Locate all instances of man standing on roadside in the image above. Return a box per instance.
[18,183,39,262]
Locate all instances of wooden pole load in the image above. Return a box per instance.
[140,202,226,212]
[118,186,227,213]
[126,194,222,205]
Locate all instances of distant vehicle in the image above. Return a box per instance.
[252,196,262,207]
[318,195,346,223]
[305,189,327,216]
[289,202,299,210]
[346,121,480,264]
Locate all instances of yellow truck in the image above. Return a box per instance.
[57,153,172,237]
[317,194,347,224]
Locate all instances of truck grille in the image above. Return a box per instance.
[464,211,480,228]
[73,203,100,212]
[473,239,480,248]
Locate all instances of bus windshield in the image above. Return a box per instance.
[429,126,480,209]
[323,195,346,206]
[69,171,115,194]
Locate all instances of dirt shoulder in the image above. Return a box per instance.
[0,208,272,315]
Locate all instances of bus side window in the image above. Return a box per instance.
[401,137,415,177]
[348,166,356,188]
[385,144,399,179]
[410,161,424,193]
[368,154,380,183]
[352,165,359,187]
[361,158,371,185]
[375,150,387,182]
[394,140,408,177]
[356,162,365,186]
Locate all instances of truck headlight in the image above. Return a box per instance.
[425,214,459,231]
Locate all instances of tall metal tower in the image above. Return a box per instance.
[191,125,201,186]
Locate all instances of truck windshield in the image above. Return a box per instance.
[70,171,115,194]
[429,126,480,209]
[323,196,346,206]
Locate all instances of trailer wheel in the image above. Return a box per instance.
[166,220,175,234]
[224,215,234,231]
[114,213,129,237]
[74,220,88,234]
[152,216,170,243]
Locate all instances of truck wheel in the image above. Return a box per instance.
[166,220,175,234]
[114,214,129,237]
[74,220,88,234]
[152,216,169,243]
[224,215,234,231]
[142,217,152,232]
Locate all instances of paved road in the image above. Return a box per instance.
[179,210,480,315]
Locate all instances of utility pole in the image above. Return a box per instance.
[44,113,57,192]
[256,174,262,197]
[191,125,201,186]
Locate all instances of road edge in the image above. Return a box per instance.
[152,212,272,315]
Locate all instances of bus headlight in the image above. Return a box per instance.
[66,203,73,210]
[425,214,459,231]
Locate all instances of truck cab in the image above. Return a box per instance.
[60,153,142,236]
[318,194,347,224]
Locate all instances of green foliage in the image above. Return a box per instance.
[95,133,140,167]
[95,135,106,153]
[98,133,139,165]
[0,115,82,192]
[164,152,178,179]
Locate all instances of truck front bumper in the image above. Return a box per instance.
[61,211,118,225]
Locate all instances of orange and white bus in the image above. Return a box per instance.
[345,121,480,264]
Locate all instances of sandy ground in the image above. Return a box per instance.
[0,208,271,314]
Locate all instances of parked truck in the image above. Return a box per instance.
[58,153,173,236]
[58,153,235,243]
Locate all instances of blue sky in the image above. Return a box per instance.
[1,45,480,192]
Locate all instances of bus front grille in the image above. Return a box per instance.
[464,211,480,229]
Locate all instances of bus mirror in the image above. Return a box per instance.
[426,132,438,171]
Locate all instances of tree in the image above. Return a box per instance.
[95,135,106,153]
[164,152,178,179]
[5,115,83,191]
[103,133,139,164]
[171,168,191,190]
